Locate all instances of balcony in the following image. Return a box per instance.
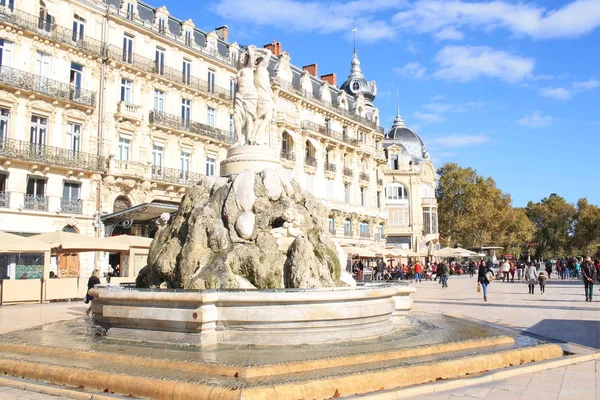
[359,231,372,239]
[105,45,233,101]
[280,149,296,162]
[60,198,82,214]
[0,8,104,57]
[151,165,203,186]
[116,101,143,123]
[0,66,96,108]
[343,167,353,178]
[110,159,148,178]
[301,120,360,147]
[149,110,234,144]
[360,172,370,182]
[24,194,48,212]
[422,197,438,206]
[0,138,106,172]
[325,162,336,173]
[0,191,9,208]
[344,230,353,238]
[304,155,317,167]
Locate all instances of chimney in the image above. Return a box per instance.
[215,25,228,42]
[321,73,337,87]
[264,40,282,56]
[302,63,318,77]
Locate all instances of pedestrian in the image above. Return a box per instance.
[85,269,101,315]
[414,261,423,283]
[477,260,493,301]
[538,270,547,294]
[509,261,516,282]
[517,261,525,280]
[524,262,538,294]
[376,260,384,281]
[545,259,553,278]
[573,258,580,280]
[581,257,596,302]
[438,262,449,288]
[500,259,510,282]
[469,260,475,278]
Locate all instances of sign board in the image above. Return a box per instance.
[15,264,44,280]
[504,254,513,260]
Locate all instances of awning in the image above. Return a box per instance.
[30,231,124,252]
[101,202,179,237]
[342,246,376,258]
[101,235,153,251]
[435,247,481,258]
[0,231,50,253]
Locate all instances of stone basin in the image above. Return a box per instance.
[89,283,415,346]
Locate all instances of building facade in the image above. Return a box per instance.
[0,0,436,277]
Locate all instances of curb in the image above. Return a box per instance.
[0,376,120,400]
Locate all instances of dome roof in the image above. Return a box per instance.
[340,51,377,102]
[384,114,429,160]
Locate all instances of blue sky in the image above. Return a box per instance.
[163,0,599,207]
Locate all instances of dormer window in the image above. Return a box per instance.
[352,80,360,92]
[158,17,166,34]
[207,37,217,55]
[126,3,134,20]
[184,30,192,46]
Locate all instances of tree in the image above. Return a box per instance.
[572,198,600,256]
[436,163,533,250]
[525,194,576,258]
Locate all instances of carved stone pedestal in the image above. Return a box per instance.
[220,145,282,177]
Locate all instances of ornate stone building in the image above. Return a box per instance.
[0,0,394,276]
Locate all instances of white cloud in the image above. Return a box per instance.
[540,87,572,100]
[392,0,600,40]
[212,0,404,41]
[428,134,490,148]
[414,112,446,123]
[435,26,465,40]
[433,45,535,83]
[573,78,600,91]
[394,61,427,78]
[517,112,553,128]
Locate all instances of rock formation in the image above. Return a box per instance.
[137,169,342,289]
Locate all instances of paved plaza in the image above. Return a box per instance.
[0,275,598,399]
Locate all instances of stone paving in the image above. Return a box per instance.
[0,274,598,399]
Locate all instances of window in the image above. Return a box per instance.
[62,182,81,213]
[352,81,360,91]
[25,176,48,211]
[113,195,130,213]
[184,30,192,46]
[229,77,236,100]
[389,207,410,227]
[72,15,85,42]
[182,59,191,85]
[207,38,217,55]
[0,39,13,67]
[230,51,238,66]
[207,69,215,94]
[377,224,384,240]
[35,52,51,79]
[422,184,434,198]
[152,145,163,175]
[120,79,132,103]
[126,2,135,20]
[205,156,216,176]
[0,0,14,11]
[229,114,235,139]
[66,122,81,152]
[359,222,369,238]
[26,176,46,196]
[344,183,352,204]
[328,217,335,234]
[324,118,331,133]
[155,47,165,75]
[157,17,166,34]
[344,219,352,237]
[360,188,368,207]
[30,116,47,146]
[0,173,7,206]
[386,183,409,202]
[39,7,53,33]
[118,137,130,161]
[122,34,133,63]
[153,89,164,111]
[180,151,190,180]
[181,99,191,125]
[377,191,381,209]
[342,125,348,138]
[70,62,83,89]
[0,108,10,140]
[206,107,215,127]
[390,154,399,170]
[282,132,291,153]
[423,208,438,235]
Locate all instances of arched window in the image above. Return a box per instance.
[282,131,292,153]
[62,225,78,233]
[359,221,370,238]
[385,183,409,202]
[328,217,335,234]
[377,224,384,240]
[113,196,131,213]
[344,219,352,237]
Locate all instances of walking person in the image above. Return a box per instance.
[517,261,525,280]
[414,261,423,283]
[477,260,493,301]
[525,262,538,294]
[538,270,547,294]
[581,257,596,302]
[438,262,449,288]
[509,261,516,282]
[85,269,101,315]
[500,259,510,282]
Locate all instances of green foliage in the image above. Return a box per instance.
[525,194,576,258]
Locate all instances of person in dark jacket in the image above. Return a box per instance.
[438,263,449,288]
[85,269,101,315]
[581,257,596,302]
[478,260,493,301]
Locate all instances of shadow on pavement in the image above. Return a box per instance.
[524,319,599,349]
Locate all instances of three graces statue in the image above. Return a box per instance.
[233,45,274,147]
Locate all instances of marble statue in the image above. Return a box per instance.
[233,46,274,146]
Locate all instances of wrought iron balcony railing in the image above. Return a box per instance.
[151,165,203,186]
[359,231,372,239]
[60,198,82,214]
[0,7,104,57]
[280,149,296,162]
[360,172,370,181]
[24,194,48,212]
[0,65,96,107]
[304,155,317,167]
[0,191,9,208]
[149,110,235,144]
[301,120,359,147]
[325,162,336,172]
[105,45,232,100]
[343,167,353,177]
[344,230,353,238]
[110,159,148,178]
[0,138,106,172]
